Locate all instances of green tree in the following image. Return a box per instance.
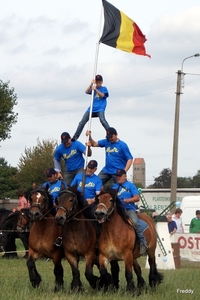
[0,80,18,142]
[152,168,172,188]
[17,138,59,192]
[0,158,19,199]
[192,170,200,188]
[177,176,193,188]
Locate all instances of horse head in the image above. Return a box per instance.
[94,188,117,223]
[55,187,77,226]
[29,188,51,221]
[16,208,31,233]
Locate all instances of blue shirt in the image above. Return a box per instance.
[112,181,138,211]
[86,86,109,112]
[98,139,133,174]
[54,141,86,172]
[70,172,102,201]
[42,180,67,204]
[168,220,177,233]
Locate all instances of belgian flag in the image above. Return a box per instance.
[99,0,151,58]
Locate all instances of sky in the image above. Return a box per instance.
[1,0,200,186]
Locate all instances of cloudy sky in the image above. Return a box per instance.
[1,0,200,186]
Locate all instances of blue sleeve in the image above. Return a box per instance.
[54,145,62,160]
[101,86,109,98]
[98,139,106,148]
[76,141,86,153]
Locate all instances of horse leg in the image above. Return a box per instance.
[53,259,64,292]
[98,255,112,291]
[66,254,83,291]
[84,254,99,289]
[148,255,164,288]
[18,232,29,259]
[27,255,42,288]
[3,234,18,259]
[110,260,120,290]
[124,254,136,294]
[133,259,147,295]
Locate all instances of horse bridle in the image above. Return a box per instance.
[57,190,77,220]
[29,189,50,214]
[16,210,30,232]
[96,193,115,220]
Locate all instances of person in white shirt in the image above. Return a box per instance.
[172,208,184,233]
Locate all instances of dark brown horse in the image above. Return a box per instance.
[0,208,29,258]
[27,188,65,291]
[55,188,99,291]
[94,189,163,294]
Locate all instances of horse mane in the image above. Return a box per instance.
[99,188,134,230]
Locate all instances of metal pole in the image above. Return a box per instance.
[170,70,182,204]
[170,53,200,205]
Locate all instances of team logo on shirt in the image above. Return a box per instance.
[106,147,119,154]
[78,182,95,188]
[49,187,61,194]
[117,188,126,196]
[63,149,77,159]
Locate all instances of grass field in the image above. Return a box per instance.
[0,240,199,300]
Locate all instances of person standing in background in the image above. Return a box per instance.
[172,208,184,233]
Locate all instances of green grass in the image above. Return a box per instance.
[0,240,200,300]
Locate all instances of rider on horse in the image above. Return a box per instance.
[112,169,148,255]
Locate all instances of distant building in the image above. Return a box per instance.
[133,158,146,187]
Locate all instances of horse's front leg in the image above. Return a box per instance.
[133,258,146,295]
[84,252,99,289]
[27,251,41,288]
[53,254,64,292]
[110,260,120,290]
[123,253,136,294]
[98,254,112,290]
[65,252,83,291]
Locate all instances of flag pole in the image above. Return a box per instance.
[84,2,103,168]
[81,2,103,195]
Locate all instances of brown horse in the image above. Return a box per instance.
[55,188,99,291]
[94,189,163,294]
[27,188,65,291]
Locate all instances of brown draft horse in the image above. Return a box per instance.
[94,189,163,294]
[55,188,99,291]
[27,188,65,291]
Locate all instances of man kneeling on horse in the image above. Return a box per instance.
[112,169,148,255]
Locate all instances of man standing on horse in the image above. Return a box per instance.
[54,132,92,186]
[112,169,148,255]
[86,127,133,185]
[72,74,110,141]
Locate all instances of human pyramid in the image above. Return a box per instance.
[41,74,148,254]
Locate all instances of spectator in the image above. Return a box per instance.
[167,213,177,235]
[189,210,200,233]
[172,208,184,233]
[87,127,133,185]
[13,190,29,212]
[54,132,92,186]
[73,75,110,140]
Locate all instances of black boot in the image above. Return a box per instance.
[54,236,62,247]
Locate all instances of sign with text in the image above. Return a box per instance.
[171,233,200,261]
